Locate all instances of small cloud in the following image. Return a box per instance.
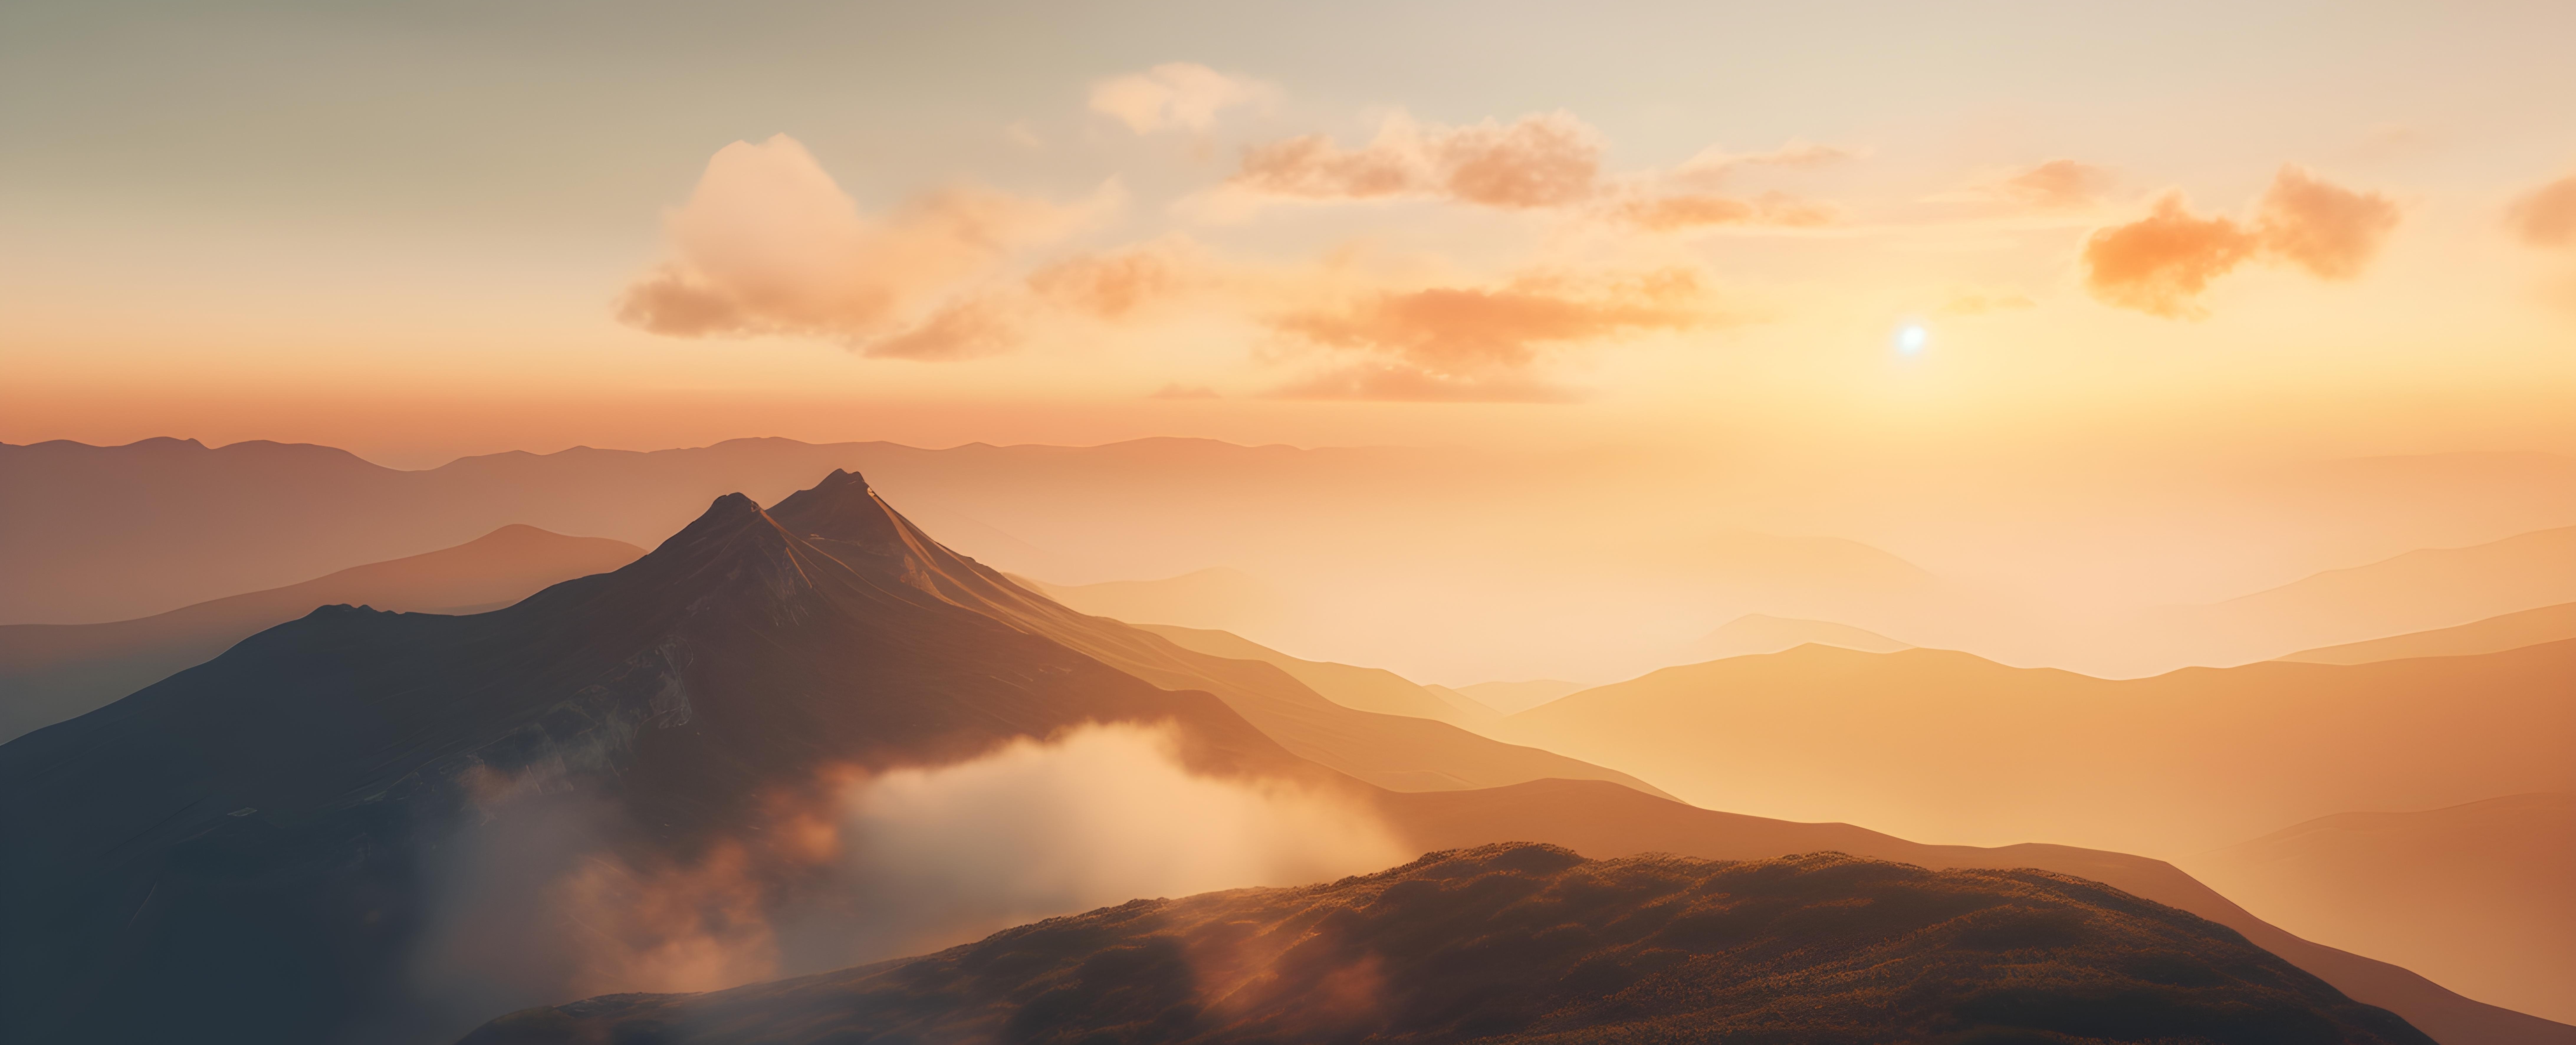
[1027,245,1188,320]
[1003,121,1043,149]
[1227,111,1602,210]
[1148,382,1222,399]
[2079,165,2399,318]
[2080,195,2261,319]
[1088,63,1270,134]
[2254,165,2401,279]
[2507,172,2576,248]
[1273,268,1714,374]
[1998,159,2114,210]
[615,134,1117,356]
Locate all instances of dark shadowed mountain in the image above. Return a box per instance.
[0,525,644,743]
[463,843,2429,1045]
[0,473,1303,1045]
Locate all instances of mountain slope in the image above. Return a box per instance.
[2278,602,2576,665]
[466,843,2430,1045]
[0,525,644,743]
[0,475,1302,1045]
[1137,622,1503,731]
[2181,793,2576,1024]
[1505,642,2576,856]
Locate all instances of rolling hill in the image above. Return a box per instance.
[465,844,2431,1045]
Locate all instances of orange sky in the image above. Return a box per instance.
[4,1,2573,468]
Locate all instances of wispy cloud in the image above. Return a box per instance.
[615,134,1117,356]
[1089,63,1272,134]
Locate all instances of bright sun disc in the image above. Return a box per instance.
[1897,324,1929,354]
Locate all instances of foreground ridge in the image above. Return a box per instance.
[464,843,2431,1045]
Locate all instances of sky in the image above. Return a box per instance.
[4,0,2574,468]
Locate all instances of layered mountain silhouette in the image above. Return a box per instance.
[2278,602,2576,665]
[465,843,2430,1045]
[2182,793,2576,1024]
[6,470,2564,1045]
[1505,642,2576,857]
[0,525,644,743]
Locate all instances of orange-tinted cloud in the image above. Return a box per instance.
[2507,173,2576,248]
[2081,166,2399,318]
[1089,63,1269,134]
[616,134,1113,355]
[2000,160,2114,210]
[1276,270,1710,374]
[1230,112,1602,209]
[2081,195,2260,318]
[2254,165,2401,279]
[1028,246,1185,320]
[1266,268,1721,401]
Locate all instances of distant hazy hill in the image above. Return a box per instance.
[0,525,643,743]
[2183,793,2576,1025]
[1690,612,1911,660]
[465,843,2432,1045]
[2278,603,2576,665]
[1505,642,2576,858]
[2156,526,2576,666]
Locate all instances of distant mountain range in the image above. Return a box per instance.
[5,469,2564,1045]
[465,844,2430,1045]
[0,525,643,743]
[9,437,2575,681]
[1505,642,2576,857]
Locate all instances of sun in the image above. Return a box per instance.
[1896,324,1929,355]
